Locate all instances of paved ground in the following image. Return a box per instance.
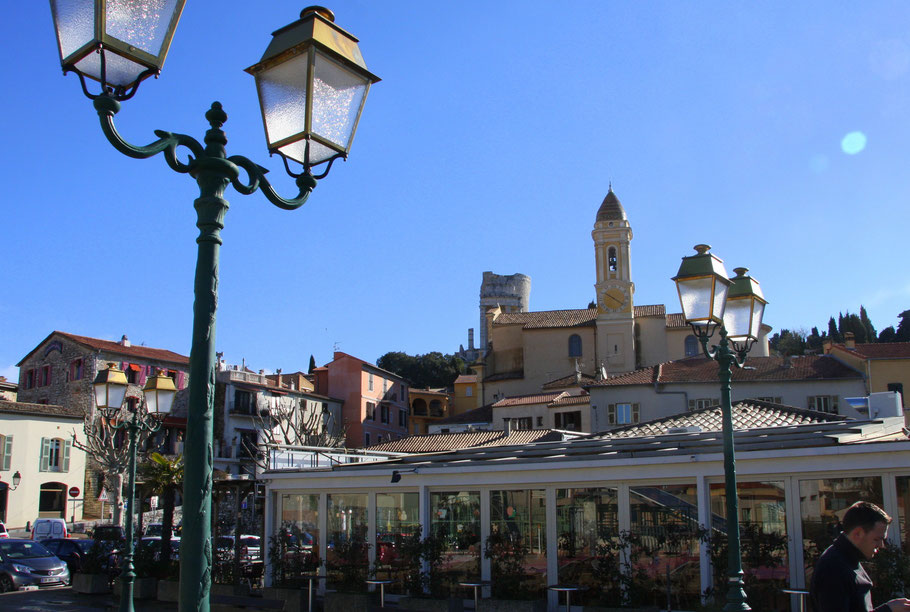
[0,586,178,611]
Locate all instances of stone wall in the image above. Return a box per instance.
[479,271,531,349]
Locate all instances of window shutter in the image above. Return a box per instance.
[62,440,72,472]
[808,396,816,411]
[39,438,50,472]
[2,435,11,470]
[632,403,640,423]
[607,404,616,425]
[178,372,186,389]
[139,367,147,386]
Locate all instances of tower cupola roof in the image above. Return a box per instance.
[596,186,627,223]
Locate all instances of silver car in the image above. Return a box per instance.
[0,539,70,592]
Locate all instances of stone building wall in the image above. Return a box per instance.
[478,271,530,350]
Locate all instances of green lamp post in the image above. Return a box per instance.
[672,245,767,612]
[93,364,177,612]
[49,4,379,611]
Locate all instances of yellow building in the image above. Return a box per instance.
[453,374,479,415]
[825,335,909,418]
[408,388,451,435]
[480,188,770,403]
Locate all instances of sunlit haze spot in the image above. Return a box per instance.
[809,154,829,173]
[841,131,867,155]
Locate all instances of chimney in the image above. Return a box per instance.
[468,328,475,350]
[822,339,833,354]
[120,334,131,347]
[276,368,283,388]
[845,332,856,350]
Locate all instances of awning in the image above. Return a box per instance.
[128,364,141,371]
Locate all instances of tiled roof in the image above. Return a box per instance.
[542,372,597,390]
[602,400,847,438]
[20,331,189,366]
[433,404,493,425]
[588,355,862,387]
[494,309,597,329]
[493,392,566,407]
[0,400,83,420]
[832,342,910,360]
[364,429,567,453]
[454,375,477,385]
[635,304,666,318]
[548,393,590,407]
[665,313,688,329]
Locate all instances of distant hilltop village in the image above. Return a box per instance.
[455,187,772,403]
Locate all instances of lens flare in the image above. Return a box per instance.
[841,131,867,155]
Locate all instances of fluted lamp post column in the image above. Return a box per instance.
[93,363,177,612]
[672,245,767,612]
[50,4,379,610]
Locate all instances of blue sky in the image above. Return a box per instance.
[2,2,910,380]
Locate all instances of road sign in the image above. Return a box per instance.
[68,486,80,498]
[150,495,159,510]
[98,488,109,502]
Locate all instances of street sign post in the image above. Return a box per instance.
[68,487,81,527]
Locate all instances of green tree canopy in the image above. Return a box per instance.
[376,351,469,389]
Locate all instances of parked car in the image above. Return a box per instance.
[0,522,8,538]
[144,523,163,537]
[0,538,70,592]
[30,518,67,540]
[91,524,126,542]
[138,536,180,562]
[215,535,262,562]
[40,538,98,574]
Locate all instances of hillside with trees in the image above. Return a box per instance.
[770,307,910,356]
[376,351,470,389]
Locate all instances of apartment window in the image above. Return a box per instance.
[466,387,473,397]
[536,416,543,427]
[0,434,11,470]
[398,409,407,427]
[684,335,699,357]
[39,437,71,472]
[688,398,718,411]
[808,395,839,414]
[607,403,640,425]
[38,365,52,387]
[364,432,371,446]
[24,369,35,389]
[888,383,904,406]
[555,411,582,431]
[368,373,374,391]
[513,417,532,430]
[125,364,139,384]
[234,390,255,415]
[238,430,258,459]
[365,402,376,421]
[69,359,83,381]
[568,334,582,358]
[380,404,390,424]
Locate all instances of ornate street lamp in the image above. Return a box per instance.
[11,471,21,491]
[50,5,378,610]
[93,364,176,612]
[672,245,767,612]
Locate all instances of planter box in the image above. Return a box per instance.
[264,586,308,612]
[114,577,159,600]
[324,591,372,612]
[212,582,251,597]
[483,599,547,612]
[71,573,111,594]
[157,579,180,602]
[397,595,463,611]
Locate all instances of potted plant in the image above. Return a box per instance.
[71,541,115,594]
[395,533,454,611]
[324,538,372,612]
[263,525,324,612]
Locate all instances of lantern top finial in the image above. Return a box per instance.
[301,6,335,22]
[693,244,711,255]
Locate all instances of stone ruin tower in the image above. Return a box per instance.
[479,271,531,350]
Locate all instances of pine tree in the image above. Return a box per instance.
[828,316,842,343]
[308,354,317,374]
[859,306,877,344]
[896,310,910,342]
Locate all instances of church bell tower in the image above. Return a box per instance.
[593,186,636,374]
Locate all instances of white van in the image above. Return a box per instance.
[31,518,67,540]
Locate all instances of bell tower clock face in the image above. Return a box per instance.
[598,284,631,313]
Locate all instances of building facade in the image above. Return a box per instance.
[825,338,909,418]
[313,352,410,448]
[0,401,87,528]
[408,388,451,435]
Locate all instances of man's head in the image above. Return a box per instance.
[842,501,891,559]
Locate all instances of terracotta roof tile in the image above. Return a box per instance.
[600,399,847,438]
[493,392,566,407]
[364,429,566,453]
[832,342,910,359]
[542,372,597,389]
[494,309,597,329]
[588,355,861,387]
[0,400,83,420]
[548,394,590,407]
[665,313,688,329]
[635,304,666,318]
[454,375,478,384]
[44,331,189,365]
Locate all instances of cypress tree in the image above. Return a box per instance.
[308,354,317,374]
[859,306,877,344]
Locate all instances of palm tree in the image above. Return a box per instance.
[140,452,184,565]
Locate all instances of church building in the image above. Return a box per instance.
[475,188,771,403]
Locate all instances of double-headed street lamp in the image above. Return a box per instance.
[672,244,767,612]
[49,4,378,610]
[93,363,177,612]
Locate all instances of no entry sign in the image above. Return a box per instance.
[68,486,80,498]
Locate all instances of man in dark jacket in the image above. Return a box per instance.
[810,501,910,612]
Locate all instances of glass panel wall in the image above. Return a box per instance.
[430,491,481,596]
[799,476,883,584]
[556,487,619,605]
[630,484,701,610]
[327,493,369,590]
[898,476,910,554]
[376,492,420,594]
[267,493,320,586]
[709,481,788,610]
[489,489,547,599]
